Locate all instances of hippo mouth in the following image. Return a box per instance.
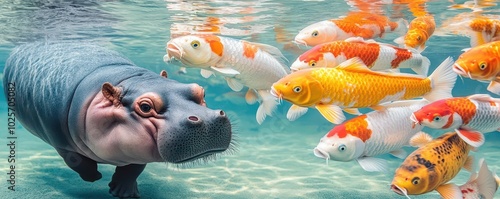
[175,149,227,164]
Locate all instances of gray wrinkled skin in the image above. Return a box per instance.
[2,41,233,198]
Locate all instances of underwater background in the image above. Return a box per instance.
[1,0,500,198]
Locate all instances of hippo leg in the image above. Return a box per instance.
[108,164,146,198]
[56,148,102,182]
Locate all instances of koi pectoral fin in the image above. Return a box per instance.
[286,105,308,121]
[315,104,346,124]
[455,129,485,148]
[409,131,433,148]
[356,157,388,173]
[435,183,461,199]
[487,79,500,95]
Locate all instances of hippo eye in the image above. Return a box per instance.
[312,30,319,37]
[293,86,302,93]
[140,103,152,113]
[309,60,317,67]
[479,62,487,70]
[433,116,441,121]
[338,144,346,152]
[191,40,200,49]
[412,177,420,185]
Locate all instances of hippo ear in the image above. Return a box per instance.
[101,82,122,107]
[160,70,168,78]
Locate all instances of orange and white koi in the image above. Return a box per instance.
[411,94,500,148]
[271,57,456,124]
[294,12,407,46]
[165,34,289,124]
[314,100,432,172]
[459,158,500,199]
[391,132,475,199]
[394,15,436,52]
[453,41,500,95]
[290,37,430,76]
[446,17,500,47]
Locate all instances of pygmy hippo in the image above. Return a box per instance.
[2,42,233,198]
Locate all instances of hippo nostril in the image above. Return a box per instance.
[219,110,225,116]
[188,116,199,122]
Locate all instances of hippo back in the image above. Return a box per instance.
[3,41,139,148]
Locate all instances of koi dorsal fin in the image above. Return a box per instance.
[337,57,372,72]
[468,94,500,103]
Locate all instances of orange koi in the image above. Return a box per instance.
[271,57,456,124]
[453,41,500,94]
[394,15,436,52]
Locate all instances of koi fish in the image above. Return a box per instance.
[271,57,457,124]
[391,132,475,199]
[165,34,289,124]
[411,94,500,148]
[394,15,436,52]
[290,37,430,76]
[445,17,500,47]
[294,12,407,46]
[313,99,433,173]
[459,158,499,199]
[453,41,500,95]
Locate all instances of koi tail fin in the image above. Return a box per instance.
[255,89,278,125]
[412,55,430,76]
[476,158,498,199]
[424,57,457,102]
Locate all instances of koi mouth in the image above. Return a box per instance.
[270,87,283,104]
[391,184,411,199]
[410,113,420,128]
[293,38,308,47]
[166,42,183,60]
[313,147,330,165]
[452,64,471,78]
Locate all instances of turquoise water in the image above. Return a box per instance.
[1,0,500,198]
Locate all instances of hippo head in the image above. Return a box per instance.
[83,70,233,165]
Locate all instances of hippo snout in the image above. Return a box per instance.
[158,108,232,164]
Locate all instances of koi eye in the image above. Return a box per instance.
[312,30,319,37]
[412,177,420,185]
[338,144,346,152]
[191,40,200,49]
[433,116,441,121]
[309,60,317,67]
[140,103,152,113]
[479,62,487,70]
[293,86,302,93]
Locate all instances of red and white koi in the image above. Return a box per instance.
[314,100,432,173]
[165,34,289,124]
[290,37,430,76]
[411,94,500,148]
